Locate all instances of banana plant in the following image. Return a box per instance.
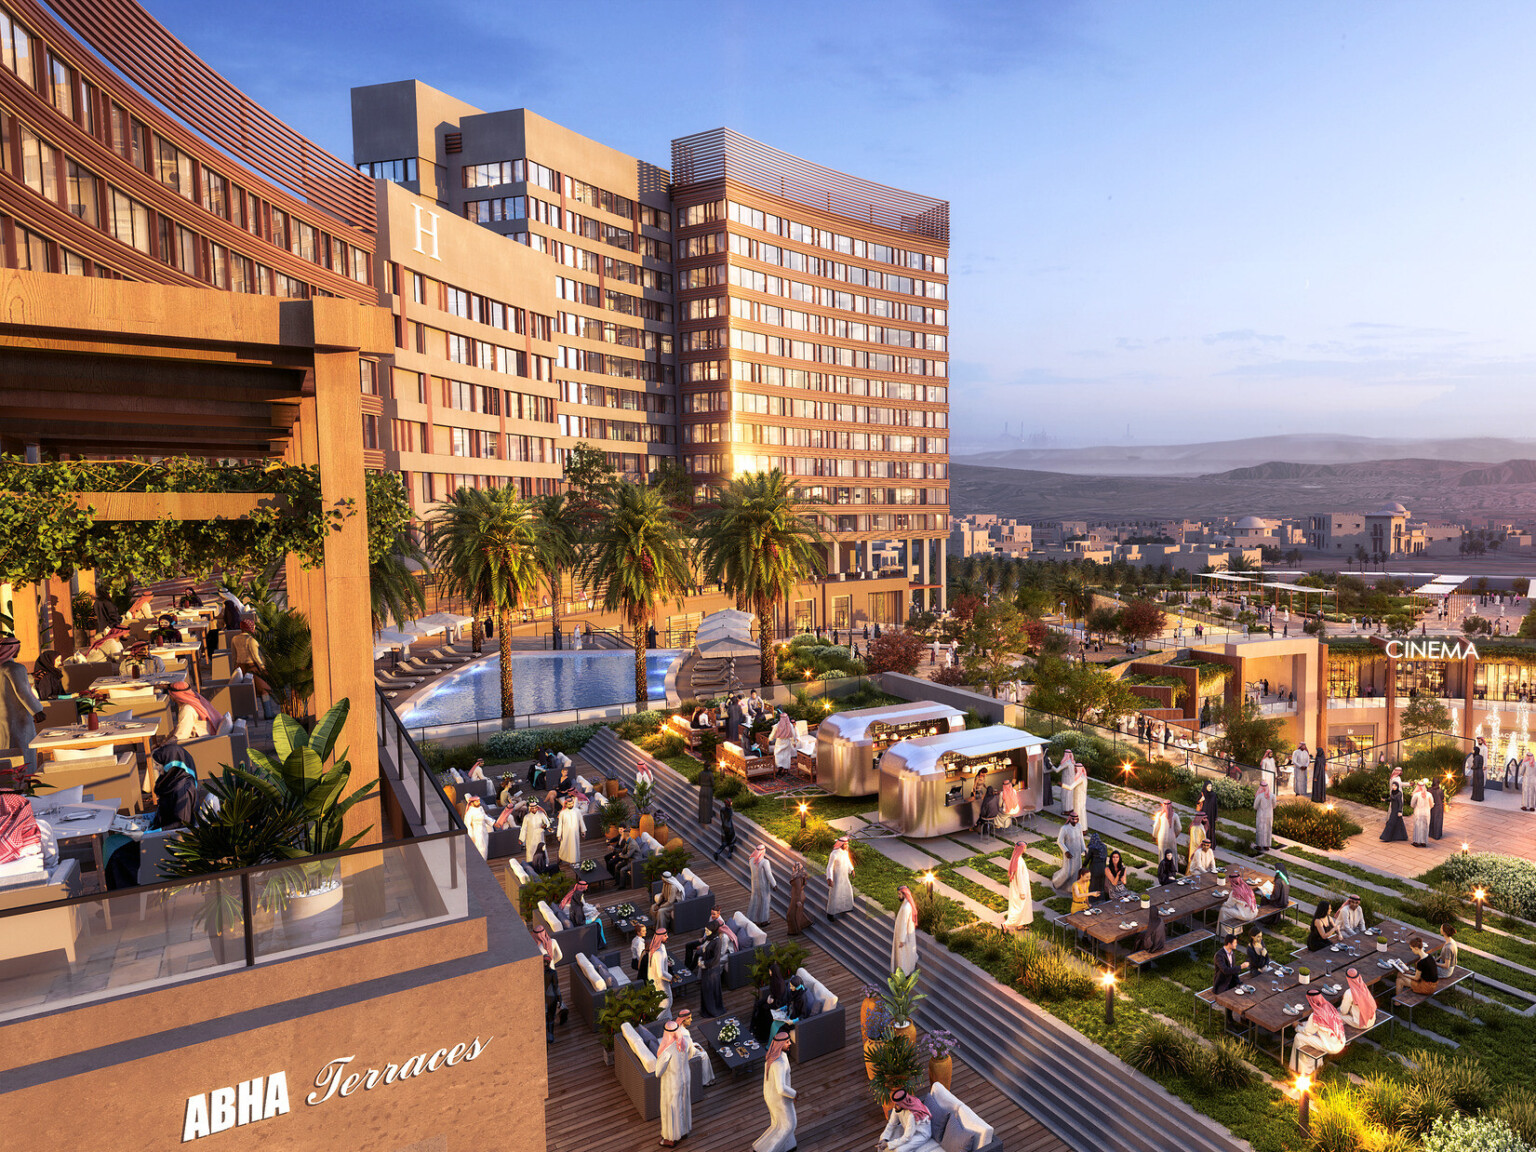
[238,699,376,856]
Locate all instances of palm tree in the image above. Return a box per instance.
[583,482,694,702]
[1055,572,1091,627]
[426,486,541,719]
[533,491,584,649]
[369,533,426,635]
[697,470,827,688]
[1226,552,1257,574]
[255,603,313,721]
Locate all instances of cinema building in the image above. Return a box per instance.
[1168,634,1525,764]
[0,2,541,1149]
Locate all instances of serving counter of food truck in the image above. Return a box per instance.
[877,725,1046,838]
[814,701,966,796]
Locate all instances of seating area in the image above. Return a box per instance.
[529,753,1051,1152]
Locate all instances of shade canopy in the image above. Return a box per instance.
[695,633,760,658]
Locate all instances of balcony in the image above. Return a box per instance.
[0,692,466,1023]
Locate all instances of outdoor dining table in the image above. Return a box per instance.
[149,643,205,691]
[1220,921,1439,1064]
[1063,866,1272,959]
[92,671,183,698]
[30,717,160,767]
[696,1014,766,1078]
[27,799,123,886]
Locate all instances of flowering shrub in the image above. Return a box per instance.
[1271,798,1363,850]
[1422,1114,1532,1152]
[1439,853,1536,921]
[1173,766,1254,809]
[917,1028,959,1061]
[483,723,605,762]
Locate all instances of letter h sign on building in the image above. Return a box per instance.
[182,1036,490,1141]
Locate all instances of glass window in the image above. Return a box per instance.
[48,54,71,118]
[19,126,57,201]
[1,8,36,90]
[65,160,98,226]
[15,224,49,271]
[156,138,193,198]
[109,187,151,253]
[202,169,228,218]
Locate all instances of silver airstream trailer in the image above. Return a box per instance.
[878,725,1046,838]
[814,702,966,796]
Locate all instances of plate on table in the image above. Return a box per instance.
[1159,907,1176,916]
[1232,987,1246,996]
[1283,1004,1303,1016]
[719,1046,733,1057]
[1119,921,1137,930]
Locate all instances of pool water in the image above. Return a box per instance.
[398,650,681,727]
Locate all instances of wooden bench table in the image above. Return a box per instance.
[717,741,776,784]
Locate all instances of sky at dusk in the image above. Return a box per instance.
[143,0,1536,450]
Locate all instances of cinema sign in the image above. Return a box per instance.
[181,1035,492,1141]
[1384,640,1479,661]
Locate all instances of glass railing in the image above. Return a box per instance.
[0,692,468,1023]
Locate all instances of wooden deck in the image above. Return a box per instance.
[536,832,1070,1152]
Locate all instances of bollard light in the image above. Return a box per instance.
[798,802,809,830]
[1102,970,1117,1026]
[1474,887,1486,932]
[1295,1073,1312,1135]
[1462,842,1470,856]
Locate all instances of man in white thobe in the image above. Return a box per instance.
[1335,893,1368,937]
[655,1022,692,1147]
[1058,753,1089,831]
[649,928,674,1020]
[1151,800,1181,859]
[772,709,796,773]
[1051,812,1085,895]
[825,838,855,922]
[1003,842,1034,931]
[1291,744,1311,796]
[674,1008,715,1086]
[556,798,583,867]
[891,885,919,975]
[521,804,550,865]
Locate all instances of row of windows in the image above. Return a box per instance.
[677,421,948,474]
[459,157,671,231]
[557,310,671,354]
[0,5,372,287]
[438,378,557,422]
[401,320,554,379]
[722,299,946,348]
[557,379,674,413]
[727,363,946,403]
[717,199,945,273]
[557,346,674,385]
[6,216,122,277]
[697,289,942,327]
[510,231,674,292]
[414,472,563,506]
[555,276,674,325]
[440,426,560,463]
[405,266,555,339]
[727,390,947,428]
[472,194,674,260]
[683,346,946,381]
[727,321,945,355]
[556,414,674,444]
[684,436,946,473]
[358,157,417,183]
[721,244,946,301]
[0,111,329,297]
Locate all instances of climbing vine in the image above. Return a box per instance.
[0,456,413,590]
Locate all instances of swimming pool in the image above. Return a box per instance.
[398,649,682,728]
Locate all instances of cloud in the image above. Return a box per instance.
[1203,329,1285,345]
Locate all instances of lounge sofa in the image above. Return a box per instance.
[0,859,83,967]
[787,966,846,1064]
[723,911,770,989]
[614,1019,707,1121]
[536,899,599,965]
[897,1082,1004,1152]
[570,948,634,1030]
[650,867,712,935]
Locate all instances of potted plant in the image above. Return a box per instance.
[600,796,630,837]
[74,690,106,731]
[596,982,665,1066]
[881,967,926,1045]
[1377,935,1388,953]
[866,1031,924,1117]
[750,942,810,993]
[918,1029,959,1090]
[863,1005,891,1080]
[634,774,653,815]
[1139,894,1151,910]
[1298,966,1310,985]
[859,982,883,1040]
[236,700,375,946]
[158,767,308,963]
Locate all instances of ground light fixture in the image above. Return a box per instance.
[798,802,809,830]
[1474,887,1487,932]
[1101,970,1116,1026]
[1295,1073,1312,1135]
[1462,841,1471,855]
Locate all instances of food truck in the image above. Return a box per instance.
[814,701,966,796]
[877,725,1046,838]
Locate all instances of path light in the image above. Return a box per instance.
[1324,803,1336,813]
[1120,761,1136,783]
[1462,842,1470,856]
[1295,1073,1312,1135]
[1102,970,1117,1026]
[1474,887,1487,932]
[798,802,809,830]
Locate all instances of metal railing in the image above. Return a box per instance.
[0,697,467,1023]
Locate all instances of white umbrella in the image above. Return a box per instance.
[373,627,417,647]
[695,634,759,658]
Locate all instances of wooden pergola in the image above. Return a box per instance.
[0,269,391,786]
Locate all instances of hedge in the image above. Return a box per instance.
[1438,853,1536,921]
[484,722,607,762]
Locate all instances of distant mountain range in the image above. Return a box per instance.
[950,454,1536,521]
[954,434,1536,477]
